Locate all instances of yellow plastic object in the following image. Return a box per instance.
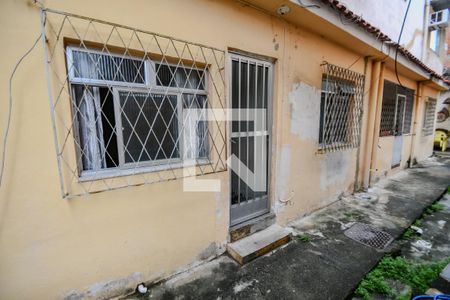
[434,130,448,152]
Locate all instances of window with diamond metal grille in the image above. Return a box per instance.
[41,9,227,197]
[423,98,437,136]
[318,63,365,152]
[379,80,415,136]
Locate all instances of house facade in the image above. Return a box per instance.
[0,0,448,298]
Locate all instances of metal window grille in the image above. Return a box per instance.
[41,9,227,198]
[379,81,397,136]
[403,88,414,134]
[318,62,365,152]
[423,98,437,136]
[379,81,415,136]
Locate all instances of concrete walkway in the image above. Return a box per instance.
[125,156,450,300]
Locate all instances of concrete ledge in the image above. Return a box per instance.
[227,225,291,265]
[229,212,275,242]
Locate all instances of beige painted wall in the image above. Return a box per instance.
[0,0,440,298]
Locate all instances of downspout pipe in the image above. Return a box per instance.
[362,60,381,189]
[421,0,431,62]
[354,56,369,192]
[368,62,385,187]
[409,81,423,167]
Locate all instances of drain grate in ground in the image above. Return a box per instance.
[344,222,393,250]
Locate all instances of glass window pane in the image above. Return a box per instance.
[98,87,119,168]
[119,91,179,163]
[156,63,205,90]
[71,50,146,84]
[182,94,208,159]
[73,85,105,171]
[429,29,440,52]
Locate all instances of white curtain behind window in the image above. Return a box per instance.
[74,86,106,171]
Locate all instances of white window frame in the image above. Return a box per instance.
[66,46,152,88]
[66,46,210,181]
[154,61,208,92]
[429,28,441,54]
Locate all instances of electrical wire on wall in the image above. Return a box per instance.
[0,33,42,188]
[394,0,412,87]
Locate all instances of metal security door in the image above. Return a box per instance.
[392,95,406,168]
[230,54,272,226]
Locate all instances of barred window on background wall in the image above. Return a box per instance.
[379,80,415,137]
[42,9,226,197]
[423,98,437,136]
[318,62,365,152]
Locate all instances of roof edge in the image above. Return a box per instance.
[319,0,446,82]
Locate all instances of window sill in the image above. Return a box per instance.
[78,159,212,182]
[379,133,413,138]
[317,142,354,153]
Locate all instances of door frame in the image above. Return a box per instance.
[227,51,274,227]
[391,94,406,168]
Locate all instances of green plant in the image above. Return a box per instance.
[430,203,445,212]
[344,212,354,218]
[396,291,412,300]
[413,219,422,227]
[355,256,450,300]
[297,234,311,242]
[401,228,415,240]
[355,268,394,299]
[344,211,364,222]
[425,208,433,215]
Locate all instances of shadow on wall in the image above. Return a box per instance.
[320,150,351,191]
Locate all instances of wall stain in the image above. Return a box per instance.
[288,82,321,141]
[404,28,423,51]
[320,151,351,190]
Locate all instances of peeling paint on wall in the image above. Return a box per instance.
[288,82,321,141]
[320,151,351,190]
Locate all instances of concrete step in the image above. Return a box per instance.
[227,224,292,265]
[229,213,276,242]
